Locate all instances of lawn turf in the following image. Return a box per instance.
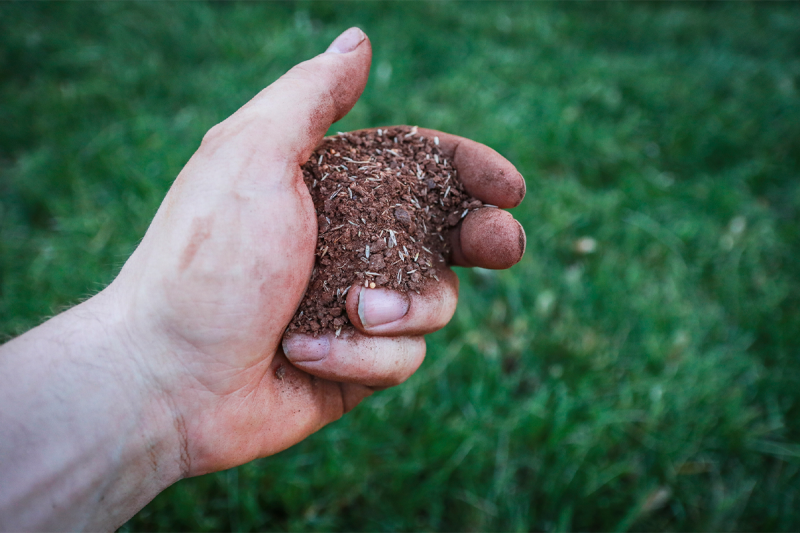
[1,2,800,531]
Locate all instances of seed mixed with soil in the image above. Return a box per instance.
[287,126,482,337]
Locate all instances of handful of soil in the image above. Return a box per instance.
[287,126,482,337]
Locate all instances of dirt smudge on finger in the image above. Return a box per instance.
[461,208,525,269]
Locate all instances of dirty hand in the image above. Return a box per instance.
[112,27,526,478]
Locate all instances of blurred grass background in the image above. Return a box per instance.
[2,2,800,531]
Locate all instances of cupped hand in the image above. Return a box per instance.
[111,27,525,478]
[282,126,527,383]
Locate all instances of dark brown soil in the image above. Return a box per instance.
[287,126,481,337]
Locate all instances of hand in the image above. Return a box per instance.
[0,26,526,531]
[110,27,526,479]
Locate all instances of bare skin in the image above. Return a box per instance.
[0,27,526,531]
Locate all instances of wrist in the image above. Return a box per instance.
[75,285,188,527]
[0,286,186,530]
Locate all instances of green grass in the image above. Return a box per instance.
[2,2,800,531]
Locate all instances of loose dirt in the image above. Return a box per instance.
[286,126,481,337]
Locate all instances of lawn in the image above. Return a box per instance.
[2,2,800,531]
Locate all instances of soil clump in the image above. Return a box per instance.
[287,126,481,337]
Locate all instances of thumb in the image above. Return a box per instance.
[204,27,372,165]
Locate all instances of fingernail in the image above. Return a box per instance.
[282,334,330,363]
[325,27,366,54]
[358,287,410,328]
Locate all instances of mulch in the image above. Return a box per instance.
[286,126,481,336]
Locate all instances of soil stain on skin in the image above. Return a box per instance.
[460,209,525,270]
[179,215,213,273]
[287,126,481,336]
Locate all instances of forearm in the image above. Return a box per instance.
[0,288,182,531]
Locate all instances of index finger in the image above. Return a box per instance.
[417,127,526,209]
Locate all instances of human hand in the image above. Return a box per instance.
[109,27,526,479]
